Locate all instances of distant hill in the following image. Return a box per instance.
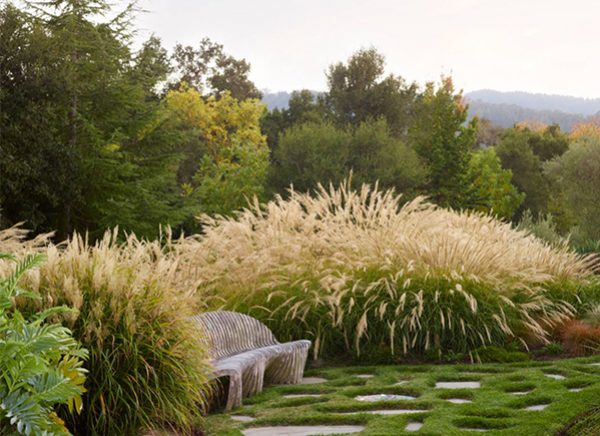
[465,89,600,116]
[261,91,294,110]
[261,90,322,110]
[465,100,587,131]
[262,89,600,132]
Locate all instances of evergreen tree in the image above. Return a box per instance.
[1,1,189,239]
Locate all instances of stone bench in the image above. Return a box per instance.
[191,311,311,411]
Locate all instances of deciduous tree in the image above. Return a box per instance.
[410,77,476,208]
[465,148,524,220]
[170,38,261,100]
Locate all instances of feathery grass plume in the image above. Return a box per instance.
[184,179,598,359]
[0,227,212,436]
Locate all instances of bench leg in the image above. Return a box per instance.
[291,346,309,383]
[265,347,308,385]
[242,357,266,397]
[224,372,243,411]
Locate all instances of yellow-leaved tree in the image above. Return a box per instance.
[164,85,269,220]
[570,121,600,141]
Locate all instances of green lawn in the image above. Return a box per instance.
[206,356,600,435]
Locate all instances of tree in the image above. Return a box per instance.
[545,136,600,241]
[270,118,426,195]
[325,48,418,136]
[409,77,477,208]
[528,124,568,161]
[1,1,198,239]
[495,130,549,218]
[193,141,269,215]
[348,118,426,192]
[465,148,524,220]
[164,86,269,221]
[474,118,504,149]
[261,89,328,151]
[495,125,569,221]
[270,122,351,193]
[570,121,600,141]
[170,38,261,100]
[0,4,70,233]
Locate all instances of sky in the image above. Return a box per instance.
[131,0,600,97]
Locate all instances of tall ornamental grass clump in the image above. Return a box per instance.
[186,180,598,359]
[0,227,212,436]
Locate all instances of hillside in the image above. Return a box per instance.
[465,100,587,131]
[261,91,294,110]
[464,89,600,115]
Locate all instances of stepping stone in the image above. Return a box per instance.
[395,380,408,385]
[569,388,583,392]
[588,362,600,366]
[355,394,416,401]
[446,398,472,404]
[435,381,480,389]
[525,404,548,411]
[511,391,531,396]
[545,374,566,380]
[299,377,327,384]
[343,409,426,415]
[355,374,374,379]
[242,425,365,436]
[231,415,256,423]
[406,422,423,432]
[463,429,488,433]
[282,394,323,398]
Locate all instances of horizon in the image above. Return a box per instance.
[131,0,600,99]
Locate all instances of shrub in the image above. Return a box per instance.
[516,210,566,247]
[560,320,600,356]
[0,253,87,435]
[0,227,212,436]
[184,180,597,359]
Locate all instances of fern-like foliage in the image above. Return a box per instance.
[0,253,87,435]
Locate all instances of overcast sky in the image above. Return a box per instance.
[131,0,600,97]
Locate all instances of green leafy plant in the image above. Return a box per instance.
[0,253,87,436]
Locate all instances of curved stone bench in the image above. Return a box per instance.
[191,311,311,411]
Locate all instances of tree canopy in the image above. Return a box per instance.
[2,4,592,250]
